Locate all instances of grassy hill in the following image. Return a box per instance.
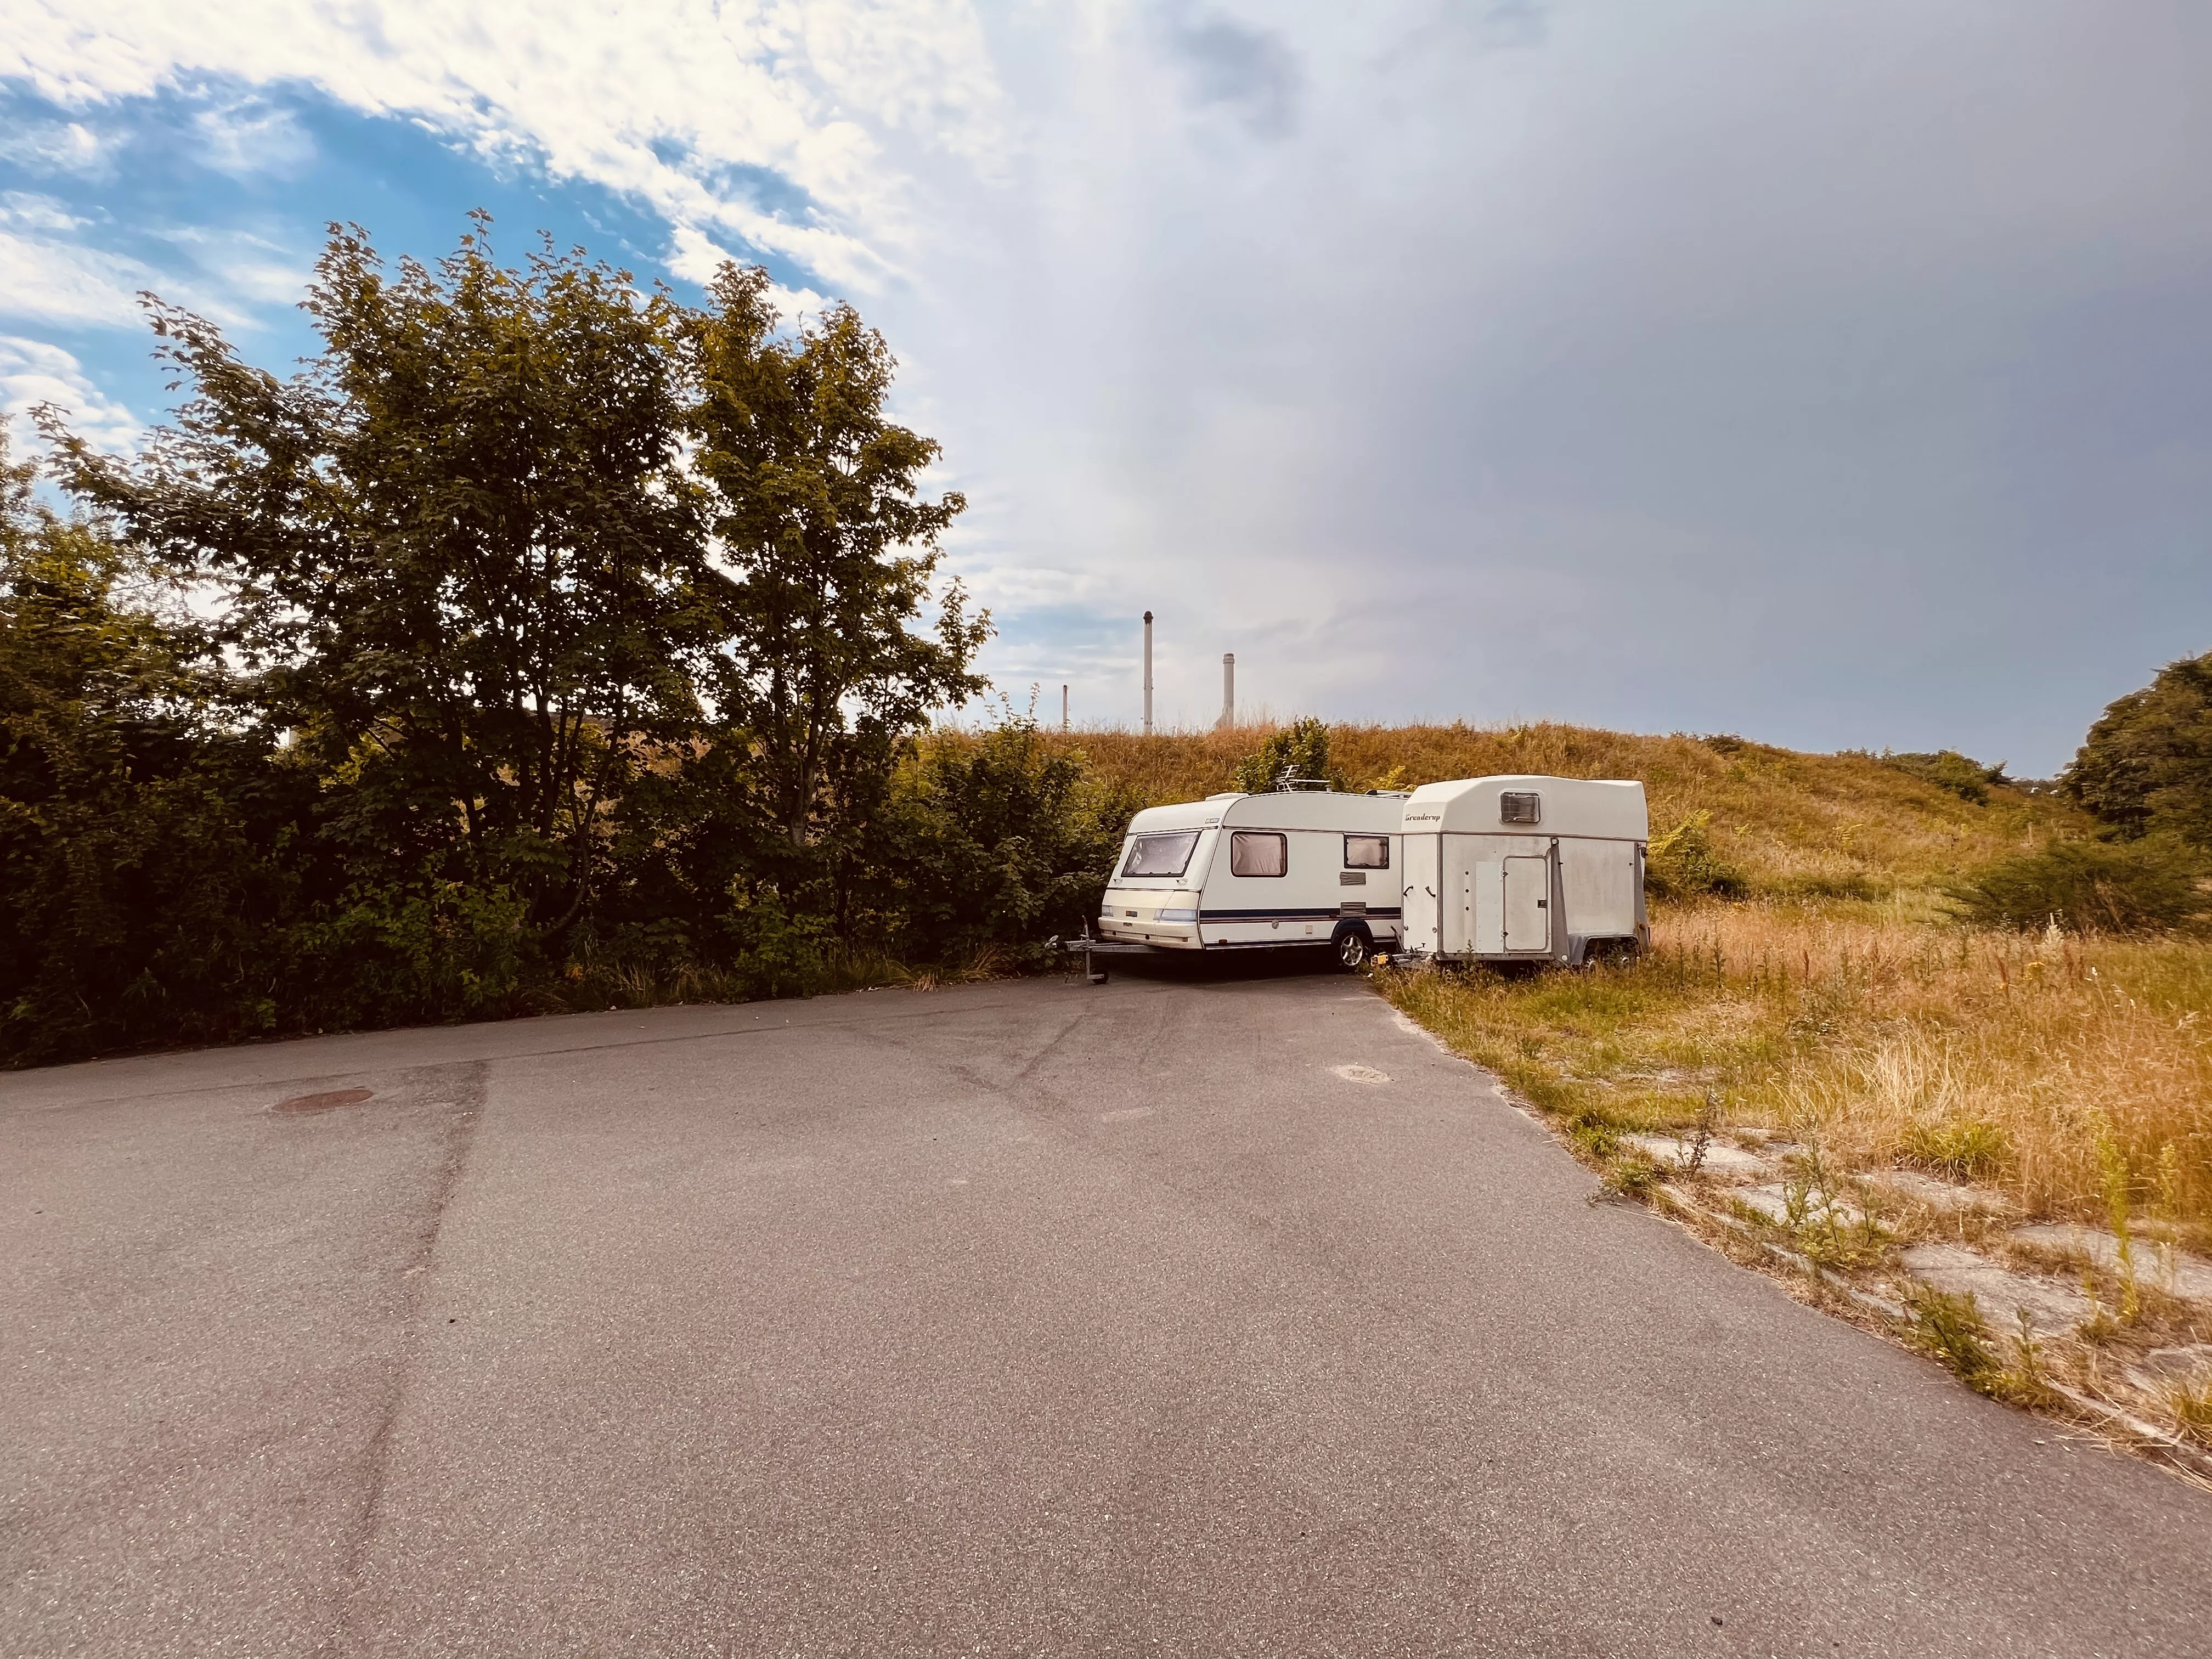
[1046,720,2082,903]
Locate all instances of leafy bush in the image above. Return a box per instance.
[717,887,834,1001]
[1644,810,1746,900]
[865,718,1144,963]
[286,878,537,1031]
[1231,717,1347,794]
[0,440,298,1062]
[1882,750,2008,805]
[1902,1118,2008,1180]
[1948,839,2207,933]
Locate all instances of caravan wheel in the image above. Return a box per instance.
[1331,922,1373,971]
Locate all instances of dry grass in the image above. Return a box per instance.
[1382,907,2212,1233]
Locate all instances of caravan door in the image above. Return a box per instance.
[1503,855,1551,953]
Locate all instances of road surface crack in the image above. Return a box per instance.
[334,1059,488,1652]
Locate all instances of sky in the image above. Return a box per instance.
[3,2,2209,775]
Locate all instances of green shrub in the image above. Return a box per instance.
[1883,750,2008,805]
[1231,718,1347,794]
[1645,810,1746,900]
[1948,839,2207,933]
[719,887,833,1000]
[1903,1118,2008,1180]
[286,878,536,1030]
[1902,1284,2001,1392]
[859,717,1144,964]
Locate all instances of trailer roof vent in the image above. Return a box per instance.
[1499,791,1541,825]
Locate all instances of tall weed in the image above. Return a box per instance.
[1383,903,2212,1227]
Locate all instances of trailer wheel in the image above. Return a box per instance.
[1330,922,1374,971]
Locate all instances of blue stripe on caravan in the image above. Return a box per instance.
[1200,907,1403,921]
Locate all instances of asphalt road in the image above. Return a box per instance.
[4,968,2208,1657]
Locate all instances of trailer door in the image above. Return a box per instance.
[1403,833,1442,955]
[1503,855,1551,952]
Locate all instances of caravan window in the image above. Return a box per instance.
[1344,834,1390,869]
[1499,791,1542,825]
[1230,832,1288,877]
[1121,832,1199,877]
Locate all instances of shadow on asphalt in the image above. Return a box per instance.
[1065,946,1351,986]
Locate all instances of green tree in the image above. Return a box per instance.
[47,218,704,936]
[10,224,1101,1063]
[2065,652,2212,846]
[0,432,287,1061]
[1232,716,1347,793]
[683,263,988,855]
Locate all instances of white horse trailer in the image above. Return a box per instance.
[1399,775,1649,967]
[1094,790,1406,968]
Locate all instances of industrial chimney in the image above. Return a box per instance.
[1142,612,1154,736]
[1220,653,1235,730]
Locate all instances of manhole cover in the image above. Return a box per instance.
[1331,1064,1390,1085]
[273,1087,375,1116]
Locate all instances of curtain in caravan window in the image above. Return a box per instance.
[1230,831,1288,877]
[1344,834,1390,868]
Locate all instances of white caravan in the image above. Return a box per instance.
[1096,790,1407,968]
[1398,775,1648,967]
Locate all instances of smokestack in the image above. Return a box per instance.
[1220,653,1235,730]
[1062,684,1069,732]
[1142,612,1154,736]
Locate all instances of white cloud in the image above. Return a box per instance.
[156,222,311,304]
[665,224,837,326]
[1,0,1013,291]
[0,117,121,178]
[0,228,149,326]
[663,222,744,286]
[0,216,267,332]
[0,334,140,452]
[191,98,316,178]
[1,189,91,233]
